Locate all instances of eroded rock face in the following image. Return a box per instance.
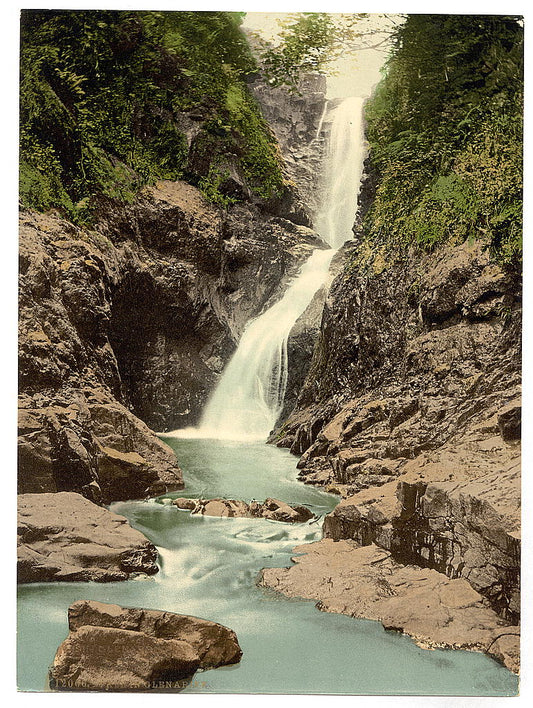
[19,180,324,499]
[49,600,242,692]
[276,241,521,475]
[259,540,520,674]
[272,239,521,625]
[17,492,158,582]
[172,496,314,523]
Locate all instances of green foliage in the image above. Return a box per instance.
[363,15,523,267]
[260,13,338,89]
[20,10,284,221]
[256,12,375,92]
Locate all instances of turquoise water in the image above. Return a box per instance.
[17,439,518,695]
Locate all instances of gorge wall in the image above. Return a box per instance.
[18,12,328,504]
[270,15,522,629]
[273,234,521,621]
[18,183,323,502]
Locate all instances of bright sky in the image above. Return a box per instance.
[241,12,399,99]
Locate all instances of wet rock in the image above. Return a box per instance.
[260,498,315,523]
[172,497,196,510]
[172,496,314,523]
[17,492,158,582]
[259,540,519,674]
[67,600,242,669]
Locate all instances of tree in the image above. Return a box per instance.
[251,13,396,90]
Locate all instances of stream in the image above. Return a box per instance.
[17,438,518,694]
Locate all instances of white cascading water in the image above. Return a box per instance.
[169,96,366,442]
[314,96,367,250]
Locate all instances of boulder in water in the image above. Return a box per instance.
[49,625,200,691]
[17,492,158,582]
[260,498,315,523]
[67,600,242,669]
[172,496,315,523]
[49,600,242,691]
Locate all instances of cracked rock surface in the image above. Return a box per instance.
[17,492,159,582]
[259,540,519,674]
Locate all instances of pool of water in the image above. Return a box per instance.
[17,439,518,695]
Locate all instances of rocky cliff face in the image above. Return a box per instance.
[249,74,328,222]
[273,236,521,623]
[18,179,323,502]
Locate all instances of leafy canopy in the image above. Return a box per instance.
[363,14,523,267]
[253,13,391,91]
[20,10,284,221]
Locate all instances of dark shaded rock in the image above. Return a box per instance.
[498,402,521,441]
[249,71,327,223]
[49,625,200,692]
[67,600,242,670]
[17,492,158,582]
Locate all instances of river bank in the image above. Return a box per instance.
[17,439,518,694]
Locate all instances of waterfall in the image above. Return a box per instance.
[168,96,366,442]
[197,248,336,441]
[315,96,366,249]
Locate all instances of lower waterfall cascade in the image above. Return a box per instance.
[171,96,367,442]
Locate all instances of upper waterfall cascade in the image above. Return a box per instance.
[315,96,366,250]
[171,97,366,442]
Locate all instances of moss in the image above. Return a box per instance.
[362,15,523,268]
[19,10,284,220]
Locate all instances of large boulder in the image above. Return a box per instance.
[67,600,242,670]
[49,626,200,692]
[49,600,242,691]
[17,492,158,582]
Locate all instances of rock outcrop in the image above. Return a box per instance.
[259,540,520,674]
[172,496,314,523]
[17,492,159,582]
[49,600,242,691]
[322,452,520,621]
[267,234,521,663]
[19,178,324,500]
[250,73,328,222]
